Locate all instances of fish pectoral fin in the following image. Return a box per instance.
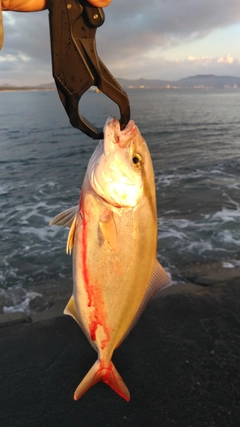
[49,205,78,228]
[66,215,77,255]
[99,210,117,251]
[117,260,172,347]
[74,360,130,402]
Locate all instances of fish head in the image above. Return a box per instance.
[87,117,155,208]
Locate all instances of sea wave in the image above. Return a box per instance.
[1,89,240,312]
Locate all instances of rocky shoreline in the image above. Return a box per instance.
[1,259,240,328]
[1,274,240,426]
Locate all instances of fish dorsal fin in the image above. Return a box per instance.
[117,260,172,346]
[99,209,117,251]
[148,259,172,298]
[66,215,77,255]
[49,206,78,228]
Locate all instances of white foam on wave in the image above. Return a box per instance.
[211,207,240,223]
[0,258,18,286]
[222,259,240,269]
[0,182,31,196]
[1,286,42,314]
[218,230,240,245]
[19,225,62,241]
[222,262,235,268]
[156,169,204,188]
[3,291,42,314]
[158,217,207,233]
[156,165,239,197]
[157,202,240,263]
[183,240,214,254]
[159,229,188,241]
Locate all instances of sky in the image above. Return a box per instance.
[1,0,240,86]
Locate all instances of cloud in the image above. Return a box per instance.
[185,54,240,70]
[217,54,234,64]
[1,10,51,84]
[99,0,240,55]
[105,54,240,81]
[160,55,240,80]
[1,0,240,84]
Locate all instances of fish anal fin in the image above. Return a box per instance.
[49,205,78,228]
[66,215,77,255]
[64,296,98,351]
[99,210,117,251]
[117,260,172,346]
[64,296,80,326]
[74,360,130,402]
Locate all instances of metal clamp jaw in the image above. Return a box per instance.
[48,0,130,139]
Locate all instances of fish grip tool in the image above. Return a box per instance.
[48,0,130,139]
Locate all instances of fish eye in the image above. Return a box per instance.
[132,153,142,167]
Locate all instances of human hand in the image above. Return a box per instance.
[87,0,112,6]
[2,0,112,12]
[2,0,47,11]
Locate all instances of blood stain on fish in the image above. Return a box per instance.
[81,207,110,348]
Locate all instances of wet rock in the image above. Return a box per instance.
[29,295,53,312]
[1,281,240,426]
[195,276,220,286]
[0,311,30,328]
[180,259,240,287]
[0,292,12,308]
[31,300,66,323]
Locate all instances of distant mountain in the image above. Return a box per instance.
[1,75,240,91]
[117,75,240,89]
[0,82,56,91]
[37,82,56,89]
[175,74,240,88]
[117,77,170,88]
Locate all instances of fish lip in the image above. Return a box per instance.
[120,120,136,137]
[105,117,136,139]
[103,117,137,153]
[112,118,137,148]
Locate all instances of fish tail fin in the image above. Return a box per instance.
[74,360,130,402]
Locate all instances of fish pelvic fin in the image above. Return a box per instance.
[74,360,130,402]
[66,215,77,255]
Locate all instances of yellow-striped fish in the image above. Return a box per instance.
[50,117,171,401]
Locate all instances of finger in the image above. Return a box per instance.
[2,0,111,12]
[2,0,47,11]
[88,0,112,6]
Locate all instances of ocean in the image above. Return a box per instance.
[1,88,240,312]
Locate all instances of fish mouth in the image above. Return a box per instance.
[105,117,137,149]
[120,119,136,136]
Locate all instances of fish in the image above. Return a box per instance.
[50,116,172,401]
